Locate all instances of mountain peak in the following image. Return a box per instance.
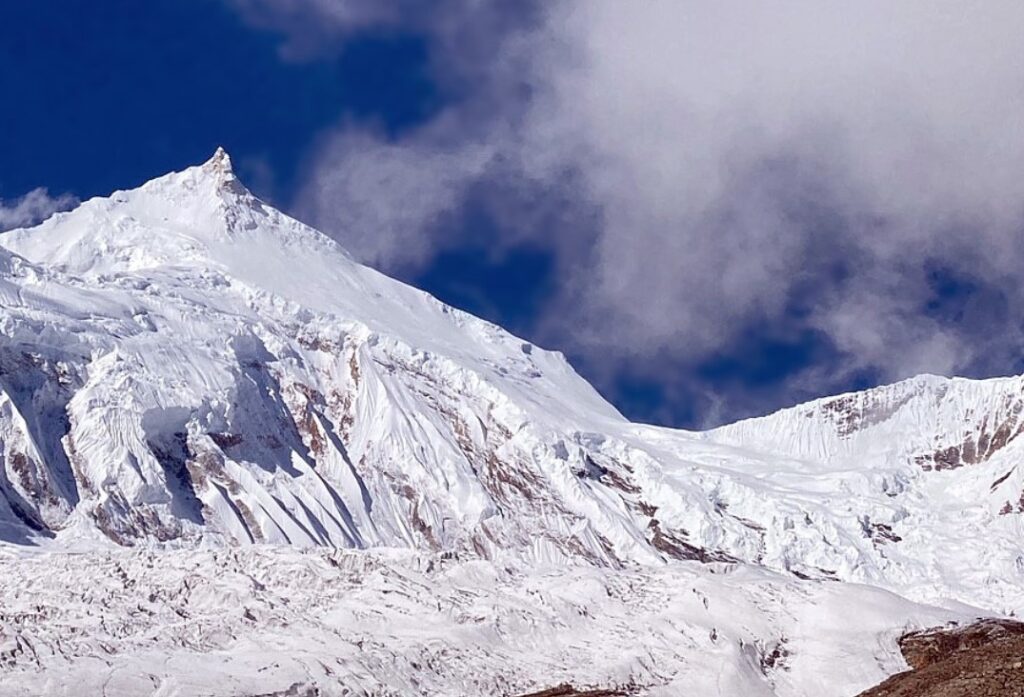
[204,146,233,173]
[201,146,235,186]
[0,147,277,276]
[196,146,247,199]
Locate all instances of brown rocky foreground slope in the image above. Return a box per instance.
[857,619,1024,697]
[513,621,1024,697]
[514,687,630,697]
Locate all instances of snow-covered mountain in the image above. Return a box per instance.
[0,152,1020,695]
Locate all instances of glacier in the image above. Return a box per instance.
[0,150,1019,696]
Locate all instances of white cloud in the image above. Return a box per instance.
[296,123,498,270]
[523,2,1024,365]
[228,0,1024,422]
[0,188,77,232]
[224,0,406,59]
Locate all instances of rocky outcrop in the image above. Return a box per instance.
[857,619,1024,697]
[514,686,632,697]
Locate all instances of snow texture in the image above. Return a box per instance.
[0,150,1018,695]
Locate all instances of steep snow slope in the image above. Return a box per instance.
[0,150,1021,624]
[0,149,638,565]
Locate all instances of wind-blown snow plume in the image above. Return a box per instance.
[0,187,76,232]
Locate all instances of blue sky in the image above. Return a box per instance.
[3,1,1024,428]
[0,1,436,200]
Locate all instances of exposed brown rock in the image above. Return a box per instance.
[249,683,321,697]
[856,619,1024,697]
[819,388,919,438]
[914,400,1024,471]
[991,468,1015,491]
[647,518,737,563]
[91,492,184,545]
[759,636,790,675]
[513,685,632,697]
[816,380,1024,472]
[864,520,902,545]
[295,331,341,353]
[209,432,244,449]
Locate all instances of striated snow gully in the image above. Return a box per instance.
[0,151,1021,696]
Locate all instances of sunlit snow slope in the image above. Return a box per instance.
[0,151,1021,620]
